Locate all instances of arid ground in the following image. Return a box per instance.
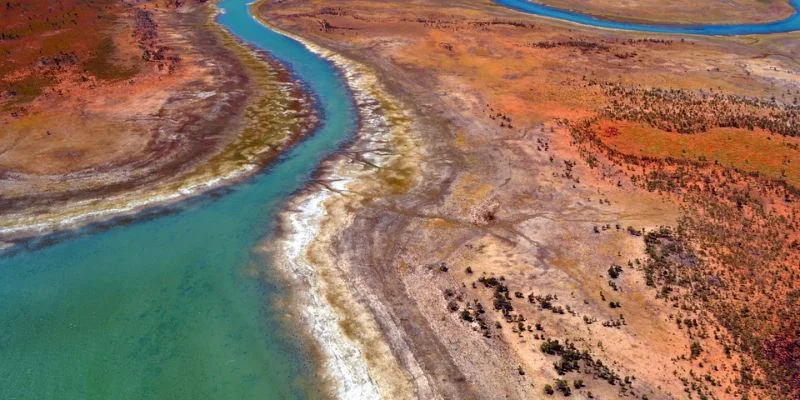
[259,1,800,399]
[0,0,316,241]
[3,0,798,398]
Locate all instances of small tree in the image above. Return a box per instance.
[690,341,703,359]
[544,384,555,395]
[555,379,571,396]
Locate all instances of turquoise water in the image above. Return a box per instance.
[0,1,357,399]
[496,0,800,35]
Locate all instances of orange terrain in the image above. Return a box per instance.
[0,0,316,239]
[258,0,800,398]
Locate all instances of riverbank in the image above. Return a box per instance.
[0,1,317,247]
[0,0,370,397]
[256,12,433,398]
[257,0,549,397]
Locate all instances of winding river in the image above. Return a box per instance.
[496,0,800,35]
[0,1,356,398]
[2,0,799,399]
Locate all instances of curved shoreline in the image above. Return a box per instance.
[1,0,407,397]
[257,13,430,399]
[0,5,318,249]
[496,0,800,35]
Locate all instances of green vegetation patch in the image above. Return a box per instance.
[2,74,55,107]
[84,37,138,81]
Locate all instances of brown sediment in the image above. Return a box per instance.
[260,1,800,399]
[256,15,434,397]
[0,1,318,243]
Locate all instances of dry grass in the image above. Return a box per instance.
[0,0,135,101]
[595,120,800,188]
[261,0,800,398]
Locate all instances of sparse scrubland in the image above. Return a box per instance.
[3,0,798,398]
[259,0,800,398]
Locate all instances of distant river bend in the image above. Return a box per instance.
[496,0,800,35]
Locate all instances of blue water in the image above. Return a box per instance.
[0,1,357,399]
[496,0,800,35]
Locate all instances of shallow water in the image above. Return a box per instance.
[0,1,357,399]
[496,0,800,35]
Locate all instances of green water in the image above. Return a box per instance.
[0,0,358,398]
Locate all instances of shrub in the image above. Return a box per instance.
[555,379,571,396]
[544,384,554,395]
[691,341,703,359]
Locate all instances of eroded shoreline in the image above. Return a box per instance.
[0,4,318,248]
[1,1,416,396]
[256,13,433,398]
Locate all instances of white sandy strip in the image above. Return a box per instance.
[257,9,437,400]
[265,47,386,400]
[0,5,312,243]
[0,72,311,242]
[0,162,259,240]
[280,188,381,399]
